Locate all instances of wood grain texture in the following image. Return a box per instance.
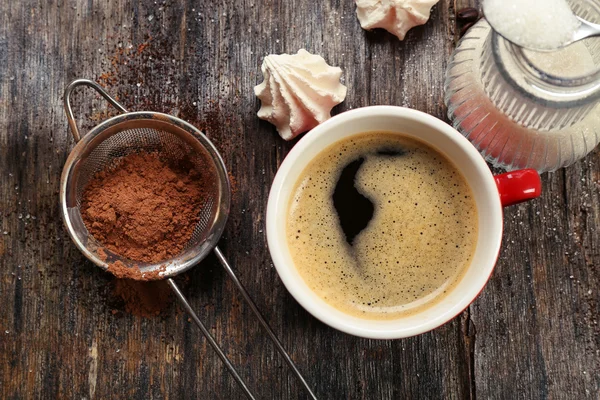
[0,0,598,399]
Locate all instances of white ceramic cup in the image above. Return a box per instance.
[266,106,541,339]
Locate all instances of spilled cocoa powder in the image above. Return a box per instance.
[81,151,210,280]
[112,279,173,317]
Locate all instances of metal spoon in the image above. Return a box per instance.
[571,16,600,44]
[483,7,600,51]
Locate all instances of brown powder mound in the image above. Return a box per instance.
[81,151,206,264]
[112,279,173,317]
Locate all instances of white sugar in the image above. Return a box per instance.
[484,0,580,50]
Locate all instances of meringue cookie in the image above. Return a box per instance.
[254,49,347,140]
[355,0,439,40]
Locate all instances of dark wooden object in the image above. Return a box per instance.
[0,0,598,398]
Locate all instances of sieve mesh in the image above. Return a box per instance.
[61,113,229,278]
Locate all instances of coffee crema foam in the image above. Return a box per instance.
[286,132,478,320]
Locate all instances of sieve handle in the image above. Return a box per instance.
[63,79,128,143]
[167,278,257,400]
[213,246,318,400]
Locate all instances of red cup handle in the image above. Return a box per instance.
[494,169,542,207]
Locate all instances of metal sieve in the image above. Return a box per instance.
[60,79,316,400]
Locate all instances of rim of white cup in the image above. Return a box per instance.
[266,106,503,339]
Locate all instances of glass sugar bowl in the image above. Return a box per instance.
[444,0,600,172]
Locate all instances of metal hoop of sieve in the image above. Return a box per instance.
[60,79,317,400]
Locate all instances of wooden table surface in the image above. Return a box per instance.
[1,0,599,399]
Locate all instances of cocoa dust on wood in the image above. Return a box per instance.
[81,151,208,265]
[112,279,173,317]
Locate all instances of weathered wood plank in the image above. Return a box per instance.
[471,159,600,399]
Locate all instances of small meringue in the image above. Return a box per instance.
[355,0,440,40]
[254,49,347,140]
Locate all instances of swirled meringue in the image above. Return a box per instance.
[254,49,347,140]
[355,0,440,40]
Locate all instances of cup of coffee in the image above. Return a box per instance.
[266,106,541,339]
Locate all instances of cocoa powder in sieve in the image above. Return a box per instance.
[81,151,208,265]
[107,260,166,281]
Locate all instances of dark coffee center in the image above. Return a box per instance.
[332,149,407,246]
